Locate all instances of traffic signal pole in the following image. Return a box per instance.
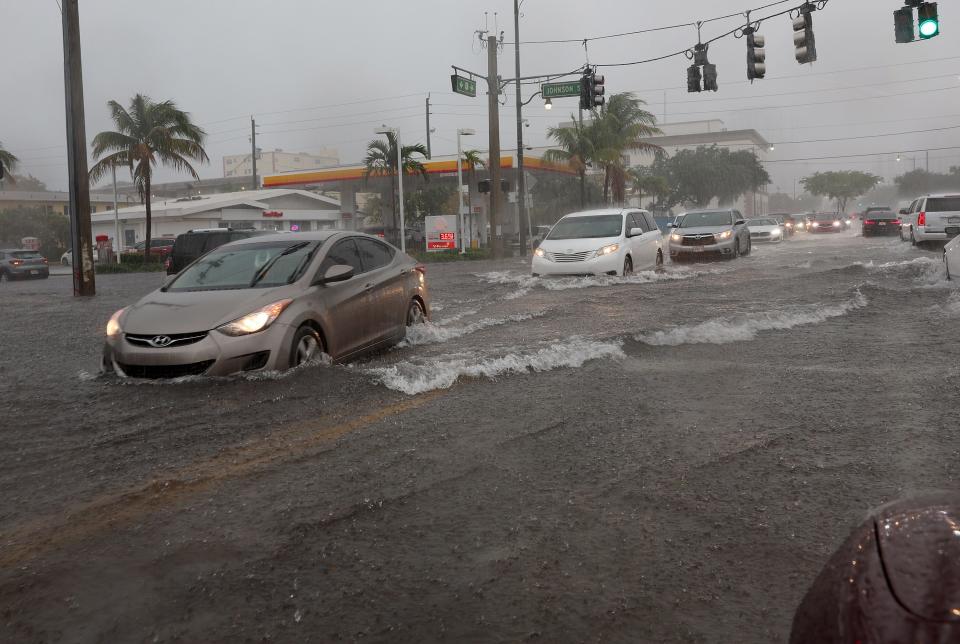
[514,0,531,255]
[61,0,95,296]
[487,35,503,259]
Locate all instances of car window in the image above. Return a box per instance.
[643,213,657,232]
[678,212,733,227]
[925,197,960,212]
[355,237,395,271]
[911,199,921,213]
[320,238,364,276]
[167,241,316,291]
[546,215,624,240]
[173,234,205,258]
[201,233,235,253]
[632,213,651,233]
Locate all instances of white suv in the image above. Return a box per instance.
[899,194,960,247]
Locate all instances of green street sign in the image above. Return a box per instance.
[542,81,582,99]
[451,75,477,98]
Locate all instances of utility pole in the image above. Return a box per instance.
[487,35,503,258]
[425,95,432,159]
[61,0,95,296]
[112,164,120,264]
[514,0,531,255]
[250,117,258,190]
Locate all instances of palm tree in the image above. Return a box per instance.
[89,95,208,262]
[0,141,19,184]
[461,149,485,241]
[545,117,599,209]
[593,93,662,205]
[629,168,670,211]
[363,132,428,237]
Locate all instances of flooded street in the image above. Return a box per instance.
[2,231,959,642]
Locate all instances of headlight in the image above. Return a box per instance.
[670,233,682,242]
[833,221,841,227]
[106,308,125,337]
[534,247,545,257]
[771,229,781,236]
[786,222,794,228]
[596,243,619,257]
[715,230,733,240]
[217,299,292,336]
[845,220,852,225]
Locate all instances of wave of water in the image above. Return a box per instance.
[366,337,625,395]
[475,267,719,300]
[634,291,868,346]
[399,311,547,347]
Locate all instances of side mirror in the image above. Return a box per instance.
[318,264,354,285]
[629,227,644,237]
[666,222,676,229]
[735,219,746,226]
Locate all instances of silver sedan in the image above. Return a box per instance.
[102,232,429,378]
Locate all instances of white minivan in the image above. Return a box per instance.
[899,194,960,247]
[532,209,663,277]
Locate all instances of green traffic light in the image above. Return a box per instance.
[919,18,939,38]
[918,2,940,39]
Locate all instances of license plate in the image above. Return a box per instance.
[30,270,39,275]
[692,247,705,253]
[878,222,886,226]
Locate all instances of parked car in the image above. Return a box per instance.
[944,234,959,280]
[0,248,49,280]
[531,209,663,277]
[790,493,960,643]
[165,228,271,275]
[668,209,751,261]
[125,238,175,257]
[747,217,785,243]
[102,232,429,378]
[807,212,845,233]
[899,193,960,248]
[861,207,901,237]
[61,247,100,265]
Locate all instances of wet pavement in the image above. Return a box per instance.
[1,231,959,643]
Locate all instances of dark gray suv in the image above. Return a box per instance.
[667,209,752,261]
[0,248,50,280]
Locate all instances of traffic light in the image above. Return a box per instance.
[744,26,766,80]
[702,64,718,92]
[687,64,702,93]
[590,73,606,108]
[918,2,939,39]
[894,6,915,43]
[579,71,591,110]
[793,3,817,64]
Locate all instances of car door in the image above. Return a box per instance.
[355,237,406,341]
[627,212,655,269]
[732,210,748,246]
[643,212,663,265]
[313,237,373,357]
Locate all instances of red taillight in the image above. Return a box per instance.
[918,212,926,226]
[10,259,22,266]
[891,219,901,225]
[864,219,876,225]
[42,258,48,264]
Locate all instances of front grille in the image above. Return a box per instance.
[750,232,771,238]
[117,360,215,379]
[125,331,208,348]
[681,235,715,246]
[546,250,592,262]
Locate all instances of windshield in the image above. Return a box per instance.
[678,211,733,227]
[749,218,778,226]
[546,215,623,240]
[11,251,42,259]
[166,241,316,291]
[812,213,840,221]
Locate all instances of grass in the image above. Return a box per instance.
[96,261,165,274]
[408,248,493,263]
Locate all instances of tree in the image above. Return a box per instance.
[0,206,70,258]
[800,171,881,214]
[529,173,601,227]
[89,95,208,262]
[403,184,457,227]
[363,132,428,239]
[461,149,485,231]
[650,145,770,209]
[628,167,670,210]
[591,93,662,205]
[545,117,599,208]
[769,192,822,213]
[0,141,19,184]
[894,169,960,197]
[10,174,47,191]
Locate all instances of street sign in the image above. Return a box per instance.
[425,215,457,252]
[541,81,582,99]
[451,75,477,98]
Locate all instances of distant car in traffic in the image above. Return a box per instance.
[165,228,271,275]
[61,247,100,265]
[125,238,175,258]
[781,213,807,235]
[668,209,751,261]
[532,209,663,276]
[944,234,959,280]
[102,232,429,379]
[747,217,785,243]
[0,248,49,280]
[860,207,901,237]
[807,213,845,233]
[767,214,793,237]
[899,194,960,248]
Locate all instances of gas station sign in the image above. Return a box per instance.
[425,215,457,252]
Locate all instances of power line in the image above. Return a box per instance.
[763,145,960,164]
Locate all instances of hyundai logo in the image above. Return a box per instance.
[148,335,173,348]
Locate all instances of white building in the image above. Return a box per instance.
[223,148,340,179]
[91,189,342,248]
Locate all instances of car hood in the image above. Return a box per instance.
[673,226,730,235]
[120,286,299,334]
[538,236,620,253]
[750,225,780,233]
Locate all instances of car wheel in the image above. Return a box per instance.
[730,240,741,260]
[655,250,664,272]
[944,252,951,281]
[289,325,323,368]
[406,299,426,326]
[910,227,918,246]
[622,256,633,276]
[743,237,752,256]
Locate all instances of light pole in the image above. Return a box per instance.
[112,163,121,264]
[457,128,475,253]
[375,126,405,253]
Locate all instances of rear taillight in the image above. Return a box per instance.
[864,219,876,225]
[891,219,901,225]
[10,260,22,266]
[918,212,926,226]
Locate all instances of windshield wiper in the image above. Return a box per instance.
[248,242,311,287]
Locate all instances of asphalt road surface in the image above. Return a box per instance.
[2,231,958,643]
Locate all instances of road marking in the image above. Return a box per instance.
[0,390,442,568]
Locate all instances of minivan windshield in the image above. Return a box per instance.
[678,212,733,227]
[546,215,623,240]
[166,241,316,291]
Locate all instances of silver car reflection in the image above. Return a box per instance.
[102,232,429,378]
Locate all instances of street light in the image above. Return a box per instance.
[375,126,405,253]
[456,127,476,253]
[544,98,553,110]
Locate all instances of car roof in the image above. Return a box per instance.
[560,208,637,218]
[223,230,391,248]
[679,208,736,215]
[922,193,960,198]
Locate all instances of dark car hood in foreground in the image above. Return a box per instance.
[121,286,299,335]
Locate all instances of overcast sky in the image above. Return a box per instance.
[1,0,958,195]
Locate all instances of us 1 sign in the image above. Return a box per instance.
[425,215,457,252]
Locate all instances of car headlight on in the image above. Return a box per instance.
[534,247,545,257]
[106,308,126,337]
[596,243,619,257]
[715,230,733,240]
[670,233,682,242]
[217,299,292,336]
[771,229,781,236]
[845,220,852,225]
[785,222,793,228]
[833,221,841,228]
